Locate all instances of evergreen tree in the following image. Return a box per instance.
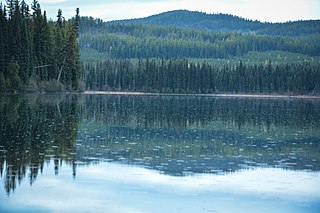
[56,8,81,90]
[0,4,8,77]
[65,8,80,90]
[19,0,33,83]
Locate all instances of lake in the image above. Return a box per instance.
[0,93,320,213]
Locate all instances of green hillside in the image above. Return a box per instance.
[80,21,320,59]
[110,10,320,37]
[79,12,320,95]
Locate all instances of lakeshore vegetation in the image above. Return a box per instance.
[1,2,319,94]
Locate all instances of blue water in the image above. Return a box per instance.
[0,94,320,213]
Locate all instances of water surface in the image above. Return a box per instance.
[0,94,320,212]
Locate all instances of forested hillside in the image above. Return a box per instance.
[79,13,320,95]
[80,18,320,59]
[110,10,320,37]
[0,0,81,92]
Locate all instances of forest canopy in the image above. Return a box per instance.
[0,0,81,92]
[80,14,320,95]
[1,5,319,95]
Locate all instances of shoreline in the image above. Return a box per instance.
[83,91,320,99]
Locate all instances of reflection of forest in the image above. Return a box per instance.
[77,125,320,176]
[78,95,320,175]
[1,94,320,194]
[82,95,320,134]
[0,94,80,194]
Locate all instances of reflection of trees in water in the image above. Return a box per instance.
[82,95,320,133]
[76,125,320,176]
[0,95,80,195]
[78,95,320,175]
[1,94,320,193]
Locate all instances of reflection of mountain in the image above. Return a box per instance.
[0,94,80,194]
[1,94,320,193]
[76,125,320,176]
[77,95,320,176]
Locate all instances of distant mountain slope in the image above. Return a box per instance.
[111,10,265,32]
[110,10,320,36]
[79,10,320,60]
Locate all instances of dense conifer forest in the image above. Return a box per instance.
[1,4,319,94]
[79,12,320,95]
[82,59,320,94]
[0,0,81,92]
[79,19,320,59]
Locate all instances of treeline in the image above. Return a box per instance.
[79,17,320,59]
[82,59,320,94]
[0,0,81,91]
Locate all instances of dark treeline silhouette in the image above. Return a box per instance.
[0,0,81,92]
[82,59,320,95]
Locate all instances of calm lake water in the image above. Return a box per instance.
[0,93,320,213]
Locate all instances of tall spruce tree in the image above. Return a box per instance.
[56,8,81,90]
[0,4,8,79]
[19,0,33,83]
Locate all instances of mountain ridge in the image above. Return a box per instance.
[109,10,320,36]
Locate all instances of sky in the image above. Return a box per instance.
[12,0,320,22]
